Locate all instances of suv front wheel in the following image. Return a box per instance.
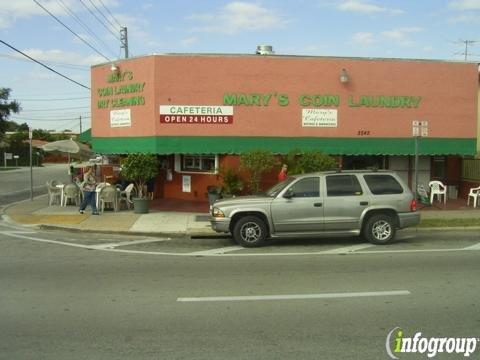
[363,214,396,245]
[233,216,267,247]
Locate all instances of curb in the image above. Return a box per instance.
[3,198,480,238]
[4,216,480,239]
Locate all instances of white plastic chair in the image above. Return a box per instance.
[46,180,62,206]
[118,183,135,210]
[467,186,480,208]
[428,180,447,204]
[99,185,118,212]
[62,184,80,206]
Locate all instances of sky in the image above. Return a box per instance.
[1,0,480,133]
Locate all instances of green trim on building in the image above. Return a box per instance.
[92,136,477,156]
[79,128,91,143]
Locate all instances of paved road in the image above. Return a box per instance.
[0,222,479,360]
[0,164,70,205]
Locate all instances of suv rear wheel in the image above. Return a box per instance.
[233,216,267,247]
[363,214,396,245]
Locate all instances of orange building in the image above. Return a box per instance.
[91,52,478,202]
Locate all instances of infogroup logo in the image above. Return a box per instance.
[385,327,479,359]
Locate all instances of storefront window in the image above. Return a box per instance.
[179,155,216,173]
[432,156,446,180]
[343,156,385,170]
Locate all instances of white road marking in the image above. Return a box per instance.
[177,290,411,303]
[317,243,374,254]
[0,231,171,251]
[1,231,96,249]
[463,242,480,251]
[189,246,243,255]
[0,222,36,233]
[1,228,479,257]
[87,238,171,249]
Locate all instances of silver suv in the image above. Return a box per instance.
[210,170,420,247]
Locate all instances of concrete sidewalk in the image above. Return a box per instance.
[1,194,479,237]
[1,195,217,237]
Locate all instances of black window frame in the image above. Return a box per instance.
[181,154,216,173]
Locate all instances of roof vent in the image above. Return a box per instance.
[256,45,275,55]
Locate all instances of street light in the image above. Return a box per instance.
[340,68,349,83]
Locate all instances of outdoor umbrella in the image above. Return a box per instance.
[42,139,93,160]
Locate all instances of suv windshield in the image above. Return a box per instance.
[265,177,295,197]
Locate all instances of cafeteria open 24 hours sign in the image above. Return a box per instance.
[160,105,234,124]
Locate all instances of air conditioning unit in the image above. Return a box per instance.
[256,45,275,55]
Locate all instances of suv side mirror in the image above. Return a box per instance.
[283,188,294,199]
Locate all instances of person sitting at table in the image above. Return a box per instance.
[114,173,128,191]
[79,166,99,215]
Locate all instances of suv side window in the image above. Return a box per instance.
[289,177,320,198]
[326,175,363,196]
[364,174,404,195]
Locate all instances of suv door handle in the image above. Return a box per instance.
[314,203,323,207]
[360,201,368,206]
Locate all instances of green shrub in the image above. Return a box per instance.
[240,150,278,193]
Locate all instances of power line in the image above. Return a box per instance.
[98,0,122,28]
[11,115,91,122]
[96,0,133,57]
[52,119,82,131]
[33,0,111,63]
[21,106,90,112]
[456,39,478,61]
[15,96,90,101]
[78,0,120,42]
[56,0,118,58]
[0,39,90,90]
[0,53,90,71]
[88,0,118,31]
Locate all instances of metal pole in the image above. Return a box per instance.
[414,135,419,200]
[29,128,33,201]
[120,27,129,58]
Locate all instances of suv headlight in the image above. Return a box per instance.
[212,207,225,218]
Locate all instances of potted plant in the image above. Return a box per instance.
[121,153,159,214]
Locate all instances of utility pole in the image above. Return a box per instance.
[120,27,129,59]
[79,115,82,134]
[458,39,477,61]
[29,126,33,201]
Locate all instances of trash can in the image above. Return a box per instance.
[207,186,221,206]
[447,186,458,199]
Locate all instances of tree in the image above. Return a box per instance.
[240,150,278,193]
[33,129,55,142]
[284,149,337,174]
[0,88,21,143]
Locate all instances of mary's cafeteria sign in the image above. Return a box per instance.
[160,105,233,124]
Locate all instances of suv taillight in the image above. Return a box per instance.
[410,199,417,212]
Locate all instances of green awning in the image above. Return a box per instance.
[79,128,91,143]
[92,136,477,156]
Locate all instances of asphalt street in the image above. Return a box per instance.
[0,164,70,205]
[0,222,479,360]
